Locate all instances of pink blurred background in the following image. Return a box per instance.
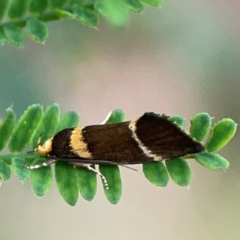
[0,0,240,239]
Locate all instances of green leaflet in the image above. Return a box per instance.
[0,108,16,151]
[55,9,76,19]
[31,158,52,196]
[76,166,97,201]
[28,0,48,15]
[206,118,237,152]
[94,0,128,27]
[0,159,11,181]
[140,0,164,7]
[8,0,28,20]
[50,0,67,9]
[54,111,79,135]
[27,18,49,43]
[3,23,25,47]
[194,152,229,170]
[0,29,7,45]
[74,7,98,28]
[55,161,78,206]
[169,115,185,129]
[0,0,8,20]
[122,0,144,12]
[99,165,122,204]
[30,104,60,149]
[11,156,30,181]
[102,109,126,124]
[143,162,169,187]
[190,112,211,142]
[165,158,191,186]
[69,0,87,7]
[8,104,43,153]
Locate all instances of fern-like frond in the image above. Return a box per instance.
[0,0,164,47]
[0,104,237,205]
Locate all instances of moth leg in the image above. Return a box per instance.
[69,162,109,190]
[24,158,57,169]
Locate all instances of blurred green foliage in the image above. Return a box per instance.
[0,0,164,47]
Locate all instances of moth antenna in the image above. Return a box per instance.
[33,134,43,152]
[27,150,35,154]
[53,156,138,171]
[118,164,137,171]
[37,134,42,145]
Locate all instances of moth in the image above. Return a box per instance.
[27,112,204,188]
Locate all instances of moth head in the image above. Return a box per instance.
[35,137,53,156]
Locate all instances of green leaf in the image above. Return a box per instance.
[0,108,16,151]
[0,159,11,181]
[50,0,67,9]
[102,109,125,124]
[69,0,87,7]
[165,158,191,186]
[31,158,52,196]
[55,161,78,206]
[76,166,97,201]
[55,9,76,19]
[28,0,48,15]
[140,0,164,7]
[99,165,122,204]
[190,113,211,142]
[3,23,25,47]
[0,29,7,46]
[169,115,185,129]
[54,111,79,135]
[8,0,28,20]
[206,118,237,152]
[194,152,229,170]
[74,7,98,28]
[122,0,144,12]
[26,18,49,43]
[30,104,60,149]
[8,104,43,153]
[95,0,128,27]
[143,162,169,187]
[0,0,8,20]
[11,156,30,181]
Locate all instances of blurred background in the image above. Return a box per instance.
[0,0,240,239]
